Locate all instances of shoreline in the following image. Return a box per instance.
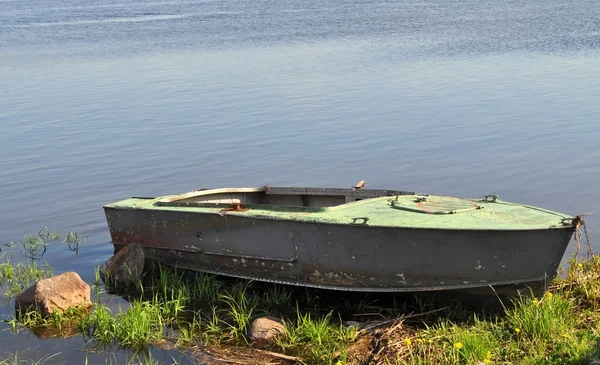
[1,230,599,365]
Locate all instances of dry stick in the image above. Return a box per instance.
[198,346,297,365]
[386,318,405,335]
[362,306,452,360]
[359,306,450,334]
[200,349,249,365]
[254,349,302,362]
[403,305,451,320]
[353,312,388,319]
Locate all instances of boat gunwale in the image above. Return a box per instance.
[102,203,577,232]
[102,186,578,231]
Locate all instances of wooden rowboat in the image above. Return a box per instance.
[103,183,578,301]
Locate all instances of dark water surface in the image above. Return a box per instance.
[1,0,599,362]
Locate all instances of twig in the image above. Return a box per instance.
[404,306,450,320]
[254,349,302,362]
[386,319,405,335]
[358,318,397,333]
[353,312,387,319]
[201,349,248,365]
[358,306,450,334]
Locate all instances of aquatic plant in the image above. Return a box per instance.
[0,352,62,365]
[0,257,54,298]
[79,303,117,346]
[115,301,165,349]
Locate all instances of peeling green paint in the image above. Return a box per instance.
[105,193,574,231]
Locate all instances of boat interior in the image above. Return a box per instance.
[155,185,414,209]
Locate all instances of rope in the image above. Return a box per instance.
[573,215,593,259]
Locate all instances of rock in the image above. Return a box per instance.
[99,243,145,288]
[344,320,361,329]
[588,361,600,365]
[15,271,91,317]
[248,316,286,345]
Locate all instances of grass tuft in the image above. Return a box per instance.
[0,352,62,365]
[80,303,117,346]
[0,257,54,297]
[116,301,164,349]
[218,282,258,345]
[276,310,357,364]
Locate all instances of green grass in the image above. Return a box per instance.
[275,310,358,364]
[79,303,118,346]
[0,257,54,297]
[218,281,258,345]
[201,304,226,345]
[0,352,62,365]
[175,315,202,347]
[6,229,600,365]
[7,305,89,339]
[14,255,600,364]
[0,228,84,297]
[261,283,294,314]
[116,301,165,349]
[389,255,600,365]
[3,228,85,260]
[191,271,221,303]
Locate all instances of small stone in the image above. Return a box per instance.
[99,243,145,288]
[344,320,361,329]
[248,316,286,345]
[15,271,91,317]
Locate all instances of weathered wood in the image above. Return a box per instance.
[157,186,269,203]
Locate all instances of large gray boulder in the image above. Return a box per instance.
[15,271,91,317]
[99,243,145,288]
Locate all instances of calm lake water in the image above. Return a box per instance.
[1,0,599,362]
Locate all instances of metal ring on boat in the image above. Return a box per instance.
[484,194,499,203]
[350,217,370,225]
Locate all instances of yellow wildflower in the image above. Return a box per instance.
[454,342,463,350]
[485,350,492,359]
[514,327,521,334]
[561,333,569,338]
[402,338,412,346]
[545,291,553,298]
[336,362,344,365]
[483,360,491,364]
[533,297,539,305]
[578,263,583,268]
[417,338,424,344]
[428,339,434,344]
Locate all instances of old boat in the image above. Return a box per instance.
[103,184,579,299]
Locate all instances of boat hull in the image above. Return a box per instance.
[104,205,574,298]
